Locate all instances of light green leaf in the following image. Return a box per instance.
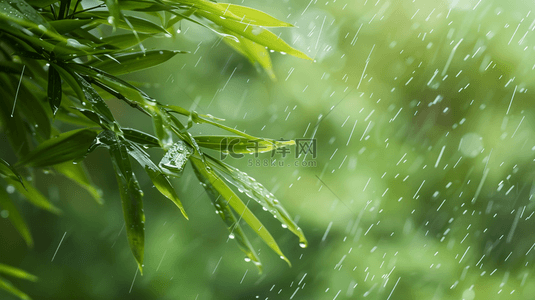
[54,162,103,205]
[4,177,62,214]
[190,156,291,266]
[89,50,186,75]
[194,135,294,154]
[0,264,37,282]
[0,186,33,247]
[17,129,98,168]
[222,32,275,80]
[0,276,32,300]
[207,155,307,247]
[217,3,294,27]
[190,157,261,272]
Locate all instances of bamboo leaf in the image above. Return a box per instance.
[77,12,169,34]
[88,50,187,75]
[123,128,160,148]
[0,186,33,247]
[194,135,294,154]
[99,33,152,49]
[17,129,98,168]
[105,132,145,274]
[49,19,93,34]
[0,264,37,282]
[0,276,32,300]
[53,162,103,204]
[190,157,262,272]
[217,3,294,27]
[222,33,275,80]
[47,65,62,116]
[124,141,188,219]
[190,157,291,266]
[4,177,62,214]
[0,158,24,187]
[207,155,307,247]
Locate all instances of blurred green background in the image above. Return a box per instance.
[2,0,535,299]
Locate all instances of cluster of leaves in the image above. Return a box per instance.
[0,0,310,298]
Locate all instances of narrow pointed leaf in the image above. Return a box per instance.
[89,50,186,75]
[0,158,24,186]
[191,157,290,266]
[0,276,32,300]
[194,135,294,154]
[17,129,98,168]
[99,33,152,49]
[54,162,103,204]
[5,177,62,214]
[190,158,261,272]
[47,65,62,116]
[0,264,37,282]
[219,3,293,27]
[0,187,33,247]
[207,155,307,247]
[49,19,93,34]
[106,132,145,274]
[123,128,160,148]
[222,33,275,80]
[124,140,188,219]
[77,12,169,34]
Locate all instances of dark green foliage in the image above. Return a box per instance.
[0,1,309,299]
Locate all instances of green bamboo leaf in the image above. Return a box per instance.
[222,33,275,80]
[53,64,116,126]
[0,276,32,300]
[0,158,24,187]
[190,158,261,272]
[17,129,98,168]
[49,19,93,34]
[106,132,145,274]
[194,135,294,154]
[4,177,62,214]
[123,128,160,148]
[54,162,103,204]
[0,264,37,282]
[151,109,175,150]
[190,157,291,266]
[216,3,293,27]
[14,81,51,139]
[0,186,33,247]
[105,0,123,27]
[203,13,310,60]
[0,83,31,157]
[124,141,188,219]
[1,0,53,30]
[77,12,169,34]
[117,0,171,12]
[47,65,62,116]
[88,50,187,75]
[207,155,307,247]
[99,33,152,49]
